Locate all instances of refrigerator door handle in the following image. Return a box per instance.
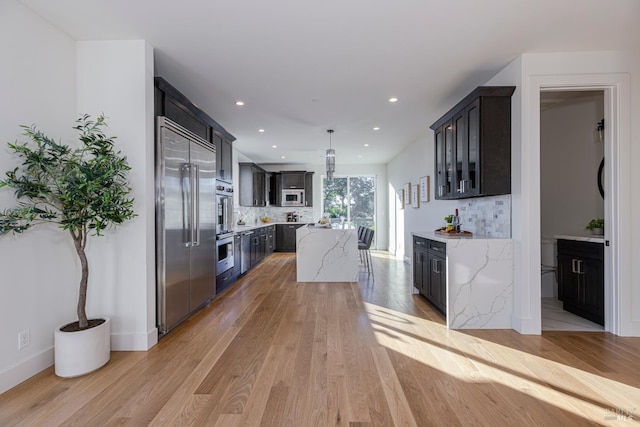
[193,164,200,247]
[182,163,193,247]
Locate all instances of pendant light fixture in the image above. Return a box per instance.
[326,129,335,181]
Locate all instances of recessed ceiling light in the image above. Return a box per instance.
[272,145,277,148]
[364,144,369,147]
[281,156,286,159]
[358,155,363,158]
[235,100,245,106]
[258,128,265,133]
[373,127,380,131]
[389,97,398,103]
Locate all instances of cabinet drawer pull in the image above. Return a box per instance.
[432,259,440,274]
[571,258,585,274]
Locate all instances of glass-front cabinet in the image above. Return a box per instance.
[431,86,514,200]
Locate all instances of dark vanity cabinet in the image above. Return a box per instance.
[154,77,235,183]
[557,239,604,325]
[413,236,447,314]
[431,86,514,200]
[239,163,267,207]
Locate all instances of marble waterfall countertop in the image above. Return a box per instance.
[554,234,605,244]
[296,226,359,282]
[412,231,514,329]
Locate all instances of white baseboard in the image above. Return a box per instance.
[110,327,158,351]
[511,314,542,335]
[617,319,640,337]
[1,328,159,395]
[0,347,54,395]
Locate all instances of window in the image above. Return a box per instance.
[322,175,376,246]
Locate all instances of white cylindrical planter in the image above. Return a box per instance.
[54,317,111,377]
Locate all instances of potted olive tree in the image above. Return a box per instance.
[0,114,136,377]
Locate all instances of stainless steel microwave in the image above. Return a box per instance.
[282,189,305,207]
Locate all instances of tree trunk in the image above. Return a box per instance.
[71,231,89,329]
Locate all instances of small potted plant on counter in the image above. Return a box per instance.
[444,214,454,231]
[0,114,136,377]
[585,218,604,235]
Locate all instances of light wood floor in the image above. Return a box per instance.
[2,252,640,426]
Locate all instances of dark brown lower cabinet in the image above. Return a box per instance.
[557,239,604,326]
[276,224,305,252]
[413,236,446,315]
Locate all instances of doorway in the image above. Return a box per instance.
[539,90,605,331]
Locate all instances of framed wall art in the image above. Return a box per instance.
[404,182,411,205]
[412,184,419,208]
[419,176,430,203]
[397,189,405,209]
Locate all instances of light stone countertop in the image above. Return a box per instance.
[412,231,510,242]
[233,222,312,233]
[555,234,605,244]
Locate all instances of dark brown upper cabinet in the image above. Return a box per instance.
[239,163,267,207]
[281,171,306,189]
[155,77,235,183]
[430,86,515,200]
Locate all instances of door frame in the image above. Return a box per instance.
[526,73,630,335]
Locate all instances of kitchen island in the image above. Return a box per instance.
[296,225,359,282]
[413,231,514,329]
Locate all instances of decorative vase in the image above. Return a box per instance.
[54,317,111,377]
[591,228,604,236]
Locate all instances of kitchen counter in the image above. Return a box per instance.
[296,226,359,282]
[413,231,507,242]
[412,231,514,329]
[555,234,605,244]
[233,222,311,233]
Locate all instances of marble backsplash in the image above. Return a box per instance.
[236,206,314,225]
[457,194,511,238]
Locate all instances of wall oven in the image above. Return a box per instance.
[216,183,234,235]
[216,182,234,274]
[282,189,305,207]
[216,235,234,274]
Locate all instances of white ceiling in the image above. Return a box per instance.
[19,0,640,166]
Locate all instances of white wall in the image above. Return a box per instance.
[0,3,157,393]
[76,40,157,351]
[387,135,459,260]
[487,51,639,335]
[0,0,78,394]
[540,94,604,238]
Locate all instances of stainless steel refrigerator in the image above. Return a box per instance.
[156,117,216,336]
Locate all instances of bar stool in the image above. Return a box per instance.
[358,228,374,276]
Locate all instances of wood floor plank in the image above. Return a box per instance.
[147,326,240,426]
[2,252,640,426]
[369,346,418,427]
